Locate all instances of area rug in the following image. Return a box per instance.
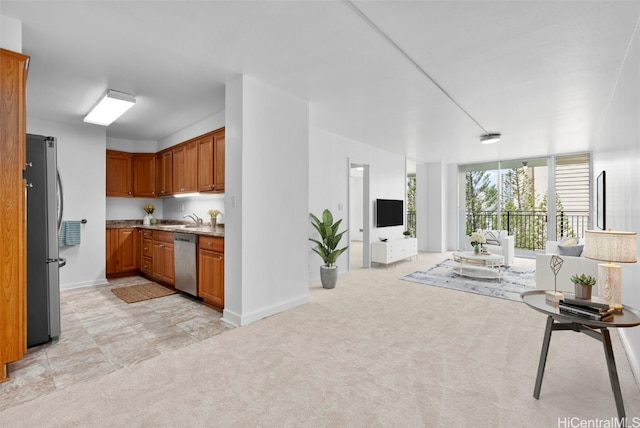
[401,259,535,302]
[111,282,177,303]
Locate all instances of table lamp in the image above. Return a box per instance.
[584,230,637,307]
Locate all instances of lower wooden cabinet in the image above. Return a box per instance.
[106,228,137,276]
[198,236,224,308]
[151,230,175,285]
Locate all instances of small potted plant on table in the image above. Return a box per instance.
[571,273,596,300]
[403,229,412,239]
[208,209,221,227]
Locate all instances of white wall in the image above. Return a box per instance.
[0,15,22,52]
[163,193,225,224]
[158,111,225,151]
[592,22,640,384]
[106,197,162,221]
[28,118,108,289]
[309,126,406,281]
[106,137,157,153]
[224,75,309,326]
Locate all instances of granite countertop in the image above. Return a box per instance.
[106,220,224,237]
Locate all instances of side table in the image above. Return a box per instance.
[521,290,640,424]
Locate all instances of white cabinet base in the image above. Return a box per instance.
[371,238,417,266]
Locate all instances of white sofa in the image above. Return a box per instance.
[466,230,515,266]
[535,240,599,295]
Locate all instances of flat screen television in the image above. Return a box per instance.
[376,199,404,228]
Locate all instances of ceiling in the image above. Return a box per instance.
[3,1,639,164]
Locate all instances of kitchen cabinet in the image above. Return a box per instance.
[152,230,175,285]
[106,150,133,197]
[198,236,224,308]
[197,128,225,193]
[132,153,156,197]
[0,48,29,381]
[106,228,137,276]
[140,229,153,276]
[172,140,197,194]
[155,150,173,196]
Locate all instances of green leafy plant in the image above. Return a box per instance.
[403,229,412,236]
[208,209,221,218]
[309,209,348,267]
[570,273,597,286]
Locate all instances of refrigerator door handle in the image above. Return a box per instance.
[46,258,66,268]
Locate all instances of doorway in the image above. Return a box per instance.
[349,162,370,270]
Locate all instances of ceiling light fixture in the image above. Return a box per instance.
[344,1,501,145]
[84,89,136,126]
[480,133,502,145]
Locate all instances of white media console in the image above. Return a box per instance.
[371,238,418,266]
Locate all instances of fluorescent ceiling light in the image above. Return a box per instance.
[480,133,501,145]
[84,90,136,126]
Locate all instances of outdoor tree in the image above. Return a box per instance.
[465,170,499,233]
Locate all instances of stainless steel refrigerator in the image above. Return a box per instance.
[25,134,65,347]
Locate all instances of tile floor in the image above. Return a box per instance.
[0,277,233,411]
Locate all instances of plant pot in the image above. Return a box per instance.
[320,265,338,289]
[211,217,217,227]
[143,214,151,226]
[473,245,480,255]
[574,283,593,300]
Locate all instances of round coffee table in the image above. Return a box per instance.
[451,251,504,280]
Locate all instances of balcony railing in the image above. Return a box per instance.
[465,210,590,251]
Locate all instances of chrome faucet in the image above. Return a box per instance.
[183,213,203,226]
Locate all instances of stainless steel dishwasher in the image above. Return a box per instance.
[174,232,198,296]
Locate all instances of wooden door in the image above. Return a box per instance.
[106,150,132,197]
[132,154,156,197]
[213,129,225,192]
[117,228,136,272]
[106,229,118,274]
[198,249,224,308]
[0,48,29,380]
[197,134,214,192]
[162,243,175,285]
[156,151,172,196]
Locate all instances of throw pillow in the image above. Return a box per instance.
[558,244,584,257]
[484,230,501,246]
[560,237,578,246]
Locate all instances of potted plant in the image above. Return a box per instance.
[309,209,348,289]
[403,229,412,239]
[469,231,486,255]
[208,209,221,227]
[571,273,596,300]
[143,204,155,225]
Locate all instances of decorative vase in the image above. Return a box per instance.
[320,265,338,289]
[150,216,157,225]
[211,217,217,227]
[574,283,593,300]
[474,245,480,255]
[143,214,151,226]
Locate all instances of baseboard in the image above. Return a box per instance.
[223,295,308,327]
[60,278,109,290]
[618,329,640,391]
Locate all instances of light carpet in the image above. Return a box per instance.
[402,258,535,302]
[1,252,638,427]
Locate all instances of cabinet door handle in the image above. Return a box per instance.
[208,242,212,246]
[219,256,223,260]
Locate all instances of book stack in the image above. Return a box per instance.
[559,297,615,321]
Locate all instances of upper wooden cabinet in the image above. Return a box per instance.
[0,49,30,381]
[172,140,198,194]
[106,150,133,197]
[156,150,173,197]
[132,154,156,198]
[197,129,225,193]
[105,127,224,198]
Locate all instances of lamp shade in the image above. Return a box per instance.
[584,230,637,263]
